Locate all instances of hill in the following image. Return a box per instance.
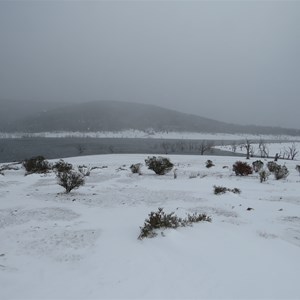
[2,100,300,136]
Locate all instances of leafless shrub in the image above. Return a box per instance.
[57,170,85,193]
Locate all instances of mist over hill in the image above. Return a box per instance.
[1,100,300,136]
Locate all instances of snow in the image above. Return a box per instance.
[1,130,300,141]
[1,153,300,299]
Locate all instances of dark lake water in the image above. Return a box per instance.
[0,137,247,163]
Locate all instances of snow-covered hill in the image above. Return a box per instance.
[1,154,300,299]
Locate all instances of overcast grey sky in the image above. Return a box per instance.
[1,0,300,129]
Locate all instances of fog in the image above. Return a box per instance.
[1,1,300,129]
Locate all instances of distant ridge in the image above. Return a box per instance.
[1,100,300,136]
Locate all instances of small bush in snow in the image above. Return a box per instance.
[78,165,91,177]
[145,156,173,175]
[259,169,269,183]
[252,160,264,173]
[57,170,85,193]
[23,156,52,175]
[205,160,214,168]
[274,165,289,180]
[213,186,227,195]
[53,159,73,174]
[213,185,241,195]
[130,163,142,175]
[138,208,211,239]
[0,163,19,175]
[186,212,212,224]
[232,161,253,176]
[267,161,279,173]
[295,165,300,175]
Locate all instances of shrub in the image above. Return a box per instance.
[78,165,91,176]
[138,208,211,239]
[206,160,214,168]
[130,163,142,175]
[267,161,279,173]
[231,188,241,194]
[53,159,73,173]
[145,156,174,175]
[57,170,85,193]
[296,165,300,175]
[213,186,227,195]
[252,160,264,172]
[0,163,19,175]
[274,165,289,180]
[213,185,241,195]
[259,169,269,183]
[23,156,51,174]
[232,161,253,176]
[186,212,212,223]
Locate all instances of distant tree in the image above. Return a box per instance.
[258,139,269,158]
[243,139,252,159]
[230,141,237,153]
[284,143,298,160]
[77,144,86,155]
[198,141,214,155]
[161,142,171,154]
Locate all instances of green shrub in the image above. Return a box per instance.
[138,208,211,239]
[232,161,253,176]
[213,185,241,195]
[145,156,173,175]
[23,156,51,175]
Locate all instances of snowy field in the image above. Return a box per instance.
[1,153,300,299]
[1,130,300,141]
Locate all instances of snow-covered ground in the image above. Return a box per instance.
[1,154,300,299]
[1,130,300,141]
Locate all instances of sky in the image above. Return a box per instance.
[0,0,300,129]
